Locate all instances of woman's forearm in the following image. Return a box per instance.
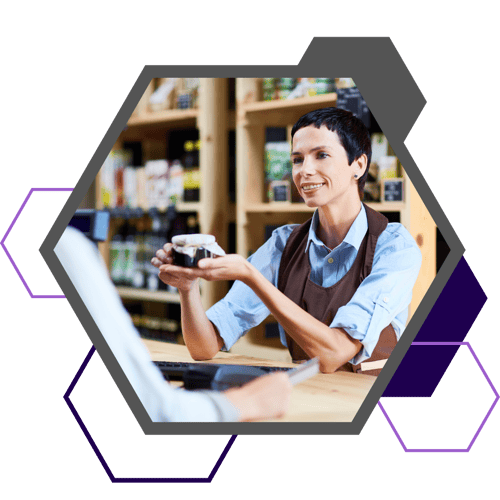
[159,254,361,370]
[242,264,362,372]
[179,281,224,360]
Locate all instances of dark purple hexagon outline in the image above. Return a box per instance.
[2,188,237,480]
[378,342,499,452]
[4,194,495,460]
[66,346,237,483]
[40,37,479,435]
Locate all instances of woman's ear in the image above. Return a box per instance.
[354,154,368,179]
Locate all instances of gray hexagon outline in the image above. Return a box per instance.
[40,37,464,435]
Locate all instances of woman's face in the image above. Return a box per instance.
[291,125,363,208]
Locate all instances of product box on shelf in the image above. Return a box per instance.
[382,178,405,202]
[149,78,177,112]
[100,149,132,208]
[336,86,371,128]
[378,156,398,179]
[145,160,169,210]
[264,141,293,203]
[262,77,336,101]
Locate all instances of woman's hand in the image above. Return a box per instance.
[151,243,199,292]
[197,254,252,283]
[158,254,252,287]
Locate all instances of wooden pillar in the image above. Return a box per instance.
[197,78,229,309]
[236,78,260,256]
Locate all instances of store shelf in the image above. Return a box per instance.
[243,201,406,213]
[242,93,337,113]
[176,202,236,220]
[244,202,314,213]
[175,202,201,213]
[366,201,406,212]
[240,93,337,127]
[106,79,230,311]
[127,108,199,128]
[117,287,180,304]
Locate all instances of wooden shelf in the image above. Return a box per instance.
[165,201,235,220]
[244,202,314,213]
[175,202,201,213]
[117,287,181,304]
[240,93,337,127]
[127,108,199,128]
[243,201,406,213]
[365,201,406,212]
[242,93,337,114]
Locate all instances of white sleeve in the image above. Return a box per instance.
[55,227,239,422]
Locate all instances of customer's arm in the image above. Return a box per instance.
[56,227,291,422]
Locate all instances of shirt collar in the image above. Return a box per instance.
[306,204,368,253]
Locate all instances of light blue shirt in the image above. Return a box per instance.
[207,205,422,365]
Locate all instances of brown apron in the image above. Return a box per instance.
[277,204,397,376]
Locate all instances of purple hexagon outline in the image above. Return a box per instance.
[378,342,499,452]
[2,188,236,481]
[65,346,237,483]
[1,188,73,298]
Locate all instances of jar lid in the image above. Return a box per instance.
[172,233,216,247]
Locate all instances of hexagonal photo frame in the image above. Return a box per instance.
[41,37,466,435]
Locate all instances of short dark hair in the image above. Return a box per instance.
[291,107,371,199]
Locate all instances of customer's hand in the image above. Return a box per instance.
[224,372,292,422]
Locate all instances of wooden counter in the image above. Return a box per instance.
[143,339,376,422]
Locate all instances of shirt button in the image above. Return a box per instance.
[383,297,389,303]
[328,258,334,264]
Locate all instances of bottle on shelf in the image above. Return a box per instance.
[278,78,296,100]
[182,140,201,202]
[122,221,137,287]
[132,217,146,289]
[167,159,184,205]
[186,214,200,234]
[262,78,276,101]
[109,228,125,286]
[156,215,170,291]
[144,215,161,292]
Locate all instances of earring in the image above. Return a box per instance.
[354,174,358,179]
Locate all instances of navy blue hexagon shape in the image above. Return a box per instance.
[41,37,478,435]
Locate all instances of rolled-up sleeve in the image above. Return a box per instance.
[330,225,422,364]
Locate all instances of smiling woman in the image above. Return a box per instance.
[291,124,367,249]
[152,107,422,375]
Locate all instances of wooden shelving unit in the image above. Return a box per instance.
[98,78,230,310]
[95,76,436,360]
[244,201,407,213]
[126,108,199,127]
[232,78,435,360]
